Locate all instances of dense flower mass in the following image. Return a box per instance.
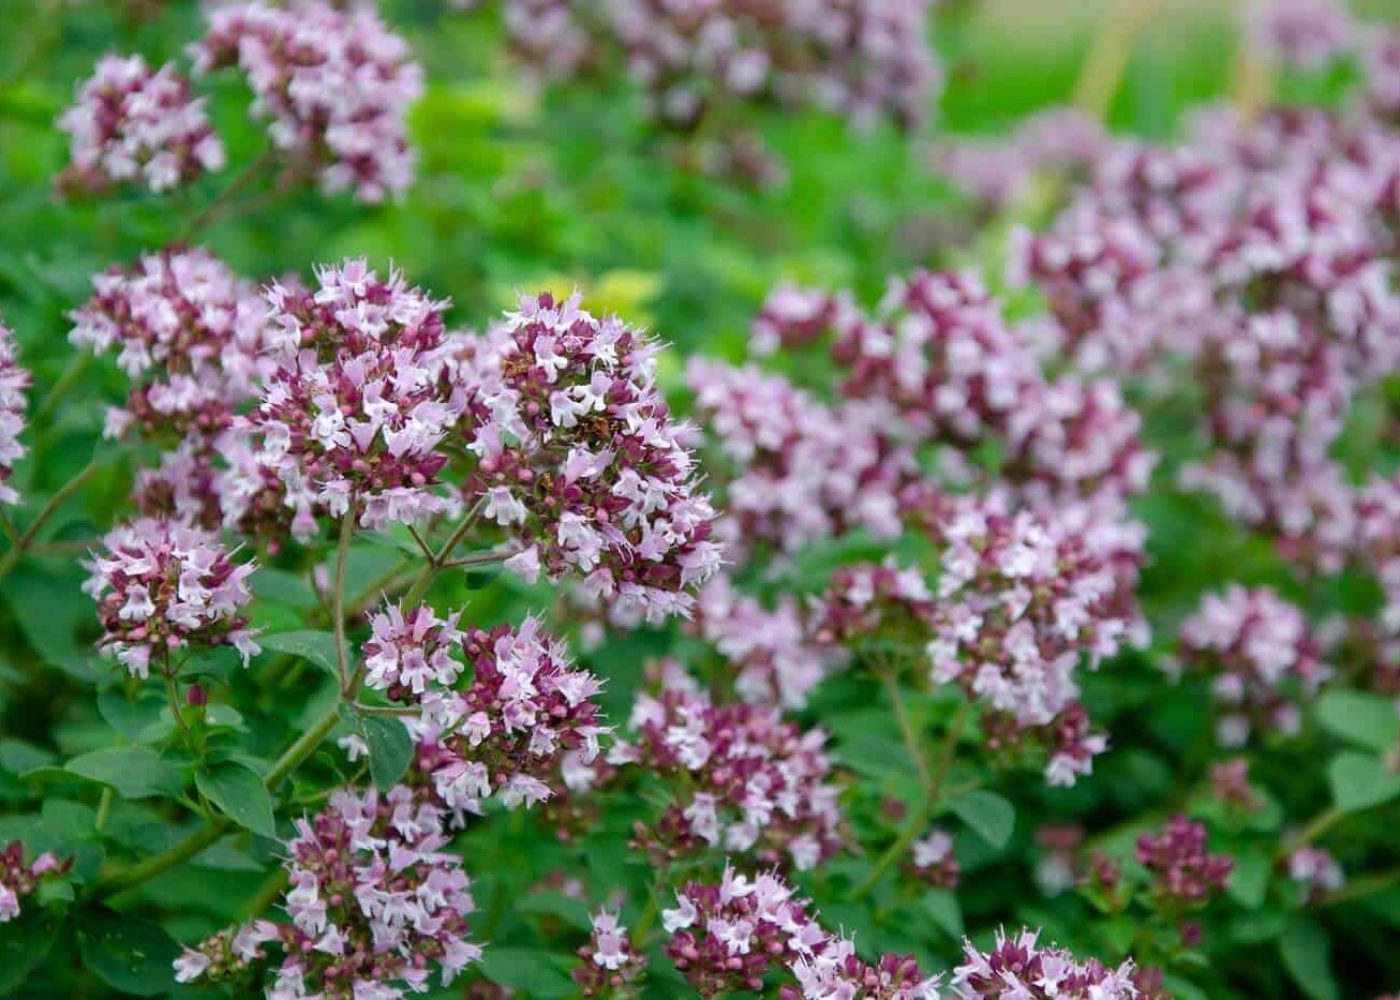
[0,317,28,506]
[1176,586,1328,745]
[69,247,271,442]
[83,517,259,677]
[191,0,422,202]
[663,866,940,999]
[0,842,64,924]
[948,928,1139,999]
[56,54,224,195]
[925,499,1143,785]
[175,784,480,997]
[611,663,843,871]
[686,358,911,555]
[249,259,456,530]
[692,575,837,710]
[364,607,606,816]
[460,291,722,622]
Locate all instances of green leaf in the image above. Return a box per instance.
[96,689,164,741]
[75,910,181,996]
[948,790,1015,848]
[1316,690,1400,754]
[1227,850,1272,910]
[359,715,415,787]
[0,738,55,774]
[478,946,574,998]
[65,746,184,800]
[517,890,593,930]
[1278,919,1339,1000]
[0,909,61,994]
[919,887,963,939]
[195,761,276,837]
[260,630,341,676]
[1327,752,1400,812]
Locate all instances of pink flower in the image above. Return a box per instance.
[0,316,29,506]
[0,842,70,925]
[1135,815,1235,906]
[364,608,606,817]
[57,54,223,195]
[1176,585,1329,745]
[460,292,722,622]
[949,927,1138,999]
[191,1,422,202]
[174,785,478,996]
[612,662,843,871]
[248,259,457,530]
[70,248,272,445]
[573,909,647,995]
[83,517,259,677]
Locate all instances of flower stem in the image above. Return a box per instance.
[94,703,343,900]
[332,512,354,695]
[1072,0,1162,120]
[0,457,100,586]
[853,702,970,900]
[181,149,272,241]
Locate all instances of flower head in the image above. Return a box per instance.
[462,292,722,622]
[250,259,457,530]
[192,1,422,202]
[57,54,223,195]
[83,517,259,677]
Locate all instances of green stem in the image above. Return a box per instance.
[94,788,113,832]
[32,354,91,432]
[1276,806,1345,862]
[332,512,354,694]
[0,457,100,586]
[181,149,272,241]
[881,667,931,790]
[1319,864,1400,907]
[853,702,970,900]
[1071,0,1162,120]
[94,704,343,900]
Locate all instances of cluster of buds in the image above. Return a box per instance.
[83,517,259,678]
[573,909,647,997]
[250,259,457,531]
[611,663,843,871]
[461,292,722,623]
[0,842,65,923]
[69,248,272,443]
[363,608,606,817]
[692,575,838,711]
[685,359,911,556]
[175,784,480,997]
[948,928,1140,999]
[0,317,28,506]
[1209,758,1262,814]
[191,0,422,202]
[1175,586,1329,745]
[1135,815,1235,907]
[497,0,939,182]
[56,54,224,195]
